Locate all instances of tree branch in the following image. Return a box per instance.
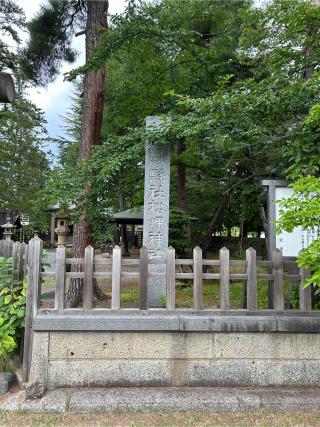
[75,29,86,37]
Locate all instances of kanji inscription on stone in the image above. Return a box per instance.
[143,116,170,307]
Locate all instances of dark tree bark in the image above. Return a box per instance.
[246,149,270,257]
[177,140,186,212]
[176,139,192,241]
[66,0,108,307]
[201,191,230,258]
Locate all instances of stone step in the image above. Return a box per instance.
[1,387,320,412]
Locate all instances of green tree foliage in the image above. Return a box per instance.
[240,0,320,180]
[0,0,25,71]
[52,0,257,245]
[277,176,320,287]
[20,0,86,85]
[54,81,83,167]
[50,0,320,258]
[0,80,49,226]
[169,208,192,256]
[239,0,320,78]
[255,0,320,288]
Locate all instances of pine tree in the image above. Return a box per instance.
[0,0,25,72]
[0,78,49,224]
[22,0,108,306]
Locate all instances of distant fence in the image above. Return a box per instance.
[12,229,49,245]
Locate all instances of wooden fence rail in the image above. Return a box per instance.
[26,237,313,315]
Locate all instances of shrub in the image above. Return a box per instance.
[0,257,26,365]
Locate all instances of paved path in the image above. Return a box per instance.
[1,387,320,412]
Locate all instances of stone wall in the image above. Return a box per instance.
[26,331,320,397]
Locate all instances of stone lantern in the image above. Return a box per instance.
[1,215,15,241]
[55,216,70,246]
[0,72,15,103]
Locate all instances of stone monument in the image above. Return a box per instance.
[143,116,170,306]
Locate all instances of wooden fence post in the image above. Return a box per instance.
[17,242,26,281]
[166,246,175,311]
[12,241,20,281]
[299,266,312,311]
[4,240,13,257]
[246,247,257,311]
[55,245,66,312]
[22,236,42,382]
[193,246,203,310]
[219,247,230,310]
[23,243,29,278]
[83,245,94,311]
[139,246,148,310]
[9,241,20,293]
[112,246,121,310]
[273,248,284,310]
[22,240,33,382]
[30,237,43,318]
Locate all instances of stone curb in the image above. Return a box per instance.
[1,387,320,413]
[0,373,16,395]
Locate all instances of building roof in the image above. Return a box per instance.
[113,207,144,224]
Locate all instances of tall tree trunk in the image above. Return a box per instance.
[177,140,186,212]
[246,149,270,257]
[177,139,191,240]
[202,191,230,257]
[239,196,245,252]
[66,0,108,307]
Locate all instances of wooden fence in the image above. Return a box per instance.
[0,239,28,281]
[27,236,312,313]
[20,236,320,382]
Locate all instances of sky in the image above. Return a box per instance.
[16,0,127,162]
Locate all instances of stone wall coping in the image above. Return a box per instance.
[32,311,320,333]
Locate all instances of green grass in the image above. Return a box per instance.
[113,279,300,310]
[40,279,301,310]
[0,410,320,427]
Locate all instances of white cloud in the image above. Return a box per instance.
[16,0,41,20]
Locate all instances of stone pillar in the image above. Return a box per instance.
[50,211,56,246]
[143,116,170,307]
[1,215,15,241]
